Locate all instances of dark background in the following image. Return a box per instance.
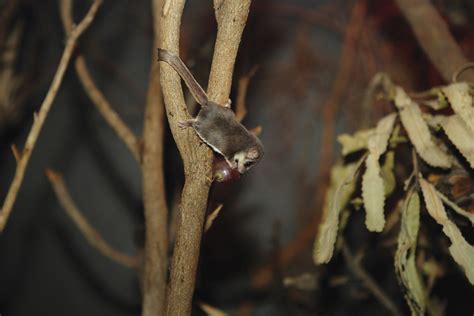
[0,0,473,315]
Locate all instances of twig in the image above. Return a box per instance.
[160,0,251,314]
[75,58,141,161]
[141,0,169,315]
[59,0,141,163]
[341,242,403,316]
[45,169,140,268]
[395,0,474,82]
[205,204,223,232]
[235,66,258,122]
[198,301,228,316]
[0,0,101,232]
[360,73,393,128]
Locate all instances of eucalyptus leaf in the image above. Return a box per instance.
[362,113,396,232]
[395,190,425,315]
[313,156,366,264]
[337,129,373,156]
[441,114,474,169]
[394,87,451,168]
[442,82,474,134]
[381,150,396,196]
[420,178,474,285]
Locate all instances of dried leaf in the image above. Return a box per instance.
[420,178,474,285]
[381,150,396,196]
[370,113,397,155]
[441,114,474,168]
[419,179,449,224]
[313,156,366,264]
[337,129,373,156]
[421,89,449,110]
[362,114,397,232]
[362,155,386,232]
[442,82,474,134]
[437,191,474,226]
[442,223,474,284]
[394,87,451,168]
[423,113,445,131]
[395,191,426,315]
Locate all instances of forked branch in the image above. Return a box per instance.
[0,0,102,232]
[160,0,251,314]
[59,0,141,163]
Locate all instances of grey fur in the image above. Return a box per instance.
[157,49,264,173]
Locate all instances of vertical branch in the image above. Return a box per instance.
[160,1,213,315]
[160,0,252,314]
[395,0,474,82]
[0,0,102,232]
[208,0,252,103]
[141,0,169,315]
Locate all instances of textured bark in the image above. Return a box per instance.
[160,0,251,314]
[141,0,169,315]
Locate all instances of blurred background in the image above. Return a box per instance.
[0,0,473,315]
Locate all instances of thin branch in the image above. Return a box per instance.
[208,0,251,104]
[198,301,228,316]
[395,0,474,82]
[45,169,140,268]
[0,0,101,232]
[235,66,258,122]
[141,0,169,315]
[160,0,251,314]
[205,204,223,232]
[341,242,403,316]
[59,0,141,163]
[75,58,141,161]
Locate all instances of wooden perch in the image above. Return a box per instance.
[159,0,251,314]
[159,2,213,315]
[0,0,101,232]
